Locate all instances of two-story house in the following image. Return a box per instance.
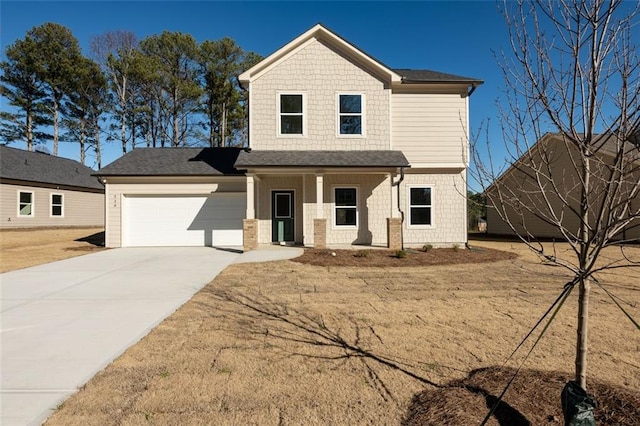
[97,24,482,250]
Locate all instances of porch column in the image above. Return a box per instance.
[390,173,401,218]
[246,175,255,219]
[313,174,327,249]
[243,175,258,251]
[388,173,402,250]
[315,174,324,218]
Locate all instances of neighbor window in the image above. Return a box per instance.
[409,187,432,226]
[51,193,63,217]
[338,94,363,135]
[334,187,357,227]
[18,191,34,216]
[279,93,305,135]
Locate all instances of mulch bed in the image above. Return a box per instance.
[291,245,517,267]
[403,366,640,425]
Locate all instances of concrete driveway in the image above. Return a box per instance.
[0,246,302,426]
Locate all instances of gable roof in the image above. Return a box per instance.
[0,145,103,190]
[239,24,402,86]
[238,23,482,90]
[96,147,246,176]
[234,150,410,168]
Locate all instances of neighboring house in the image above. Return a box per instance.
[97,24,482,250]
[486,133,640,242]
[0,145,104,229]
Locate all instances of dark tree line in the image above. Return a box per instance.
[1,23,262,167]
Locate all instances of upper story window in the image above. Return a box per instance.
[18,191,34,217]
[51,193,63,217]
[278,93,305,136]
[338,93,364,136]
[408,186,432,226]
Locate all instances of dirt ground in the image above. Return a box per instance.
[0,227,105,273]
[44,238,639,425]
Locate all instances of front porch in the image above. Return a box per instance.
[241,171,404,251]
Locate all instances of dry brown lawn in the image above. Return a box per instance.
[0,227,105,273]
[45,239,640,425]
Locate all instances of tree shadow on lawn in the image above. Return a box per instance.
[196,287,533,424]
[75,231,105,247]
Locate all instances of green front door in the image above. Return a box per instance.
[272,190,294,243]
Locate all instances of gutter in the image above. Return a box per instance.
[391,167,406,249]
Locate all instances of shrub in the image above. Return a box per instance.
[355,249,370,258]
[395,249,407,259]
[452,244,460,252]
[422,244,433,252]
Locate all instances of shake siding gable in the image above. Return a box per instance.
[251,39,390,150]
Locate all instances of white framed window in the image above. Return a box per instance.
[278,92,306,136]
[333,187,358,227]
[18,191,34,217]
[337,93,364,136]
[51,193,64,217]
[408,186,433,227]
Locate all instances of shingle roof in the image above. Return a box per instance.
[0,145,104,190]
[234,150,410,168]
[97,147,246,176]
[394,69,483,84]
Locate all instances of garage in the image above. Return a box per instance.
[124,193,245,247]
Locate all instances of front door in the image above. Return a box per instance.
[272,190,294,243]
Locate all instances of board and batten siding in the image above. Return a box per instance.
[391,92,469,166]
[104,178,246,248]
[0,183,104,229]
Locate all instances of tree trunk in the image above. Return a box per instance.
[575,277,590,389]
[26,111,33,151]
[121,78,127,154]
[221,102,226,148]
[79,122,86,165]
[575,153,591,390]
[53,99,59,156]
[95,122,102,169]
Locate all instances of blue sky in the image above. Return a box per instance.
[1,1,509,172]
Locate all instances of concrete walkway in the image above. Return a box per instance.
[0,246,302,426]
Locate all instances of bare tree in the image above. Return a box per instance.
[90,31,138,155]
[473,0,640,404]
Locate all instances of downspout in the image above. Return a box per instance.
[391,167,406,249]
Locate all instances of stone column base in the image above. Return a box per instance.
[387,218,402,250]
[313,218,327,249]
[243,219,258,251]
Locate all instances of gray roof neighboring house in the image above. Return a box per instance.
[97,147,246,176]
[0,145,104,191]
[235,150,410,168]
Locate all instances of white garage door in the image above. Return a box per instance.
[124,194,245,247]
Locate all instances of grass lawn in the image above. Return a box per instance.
[0,227,105,273]
[43,239,640,425]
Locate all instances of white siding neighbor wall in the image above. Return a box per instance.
[251,39,391,151]
[0,183,104,229]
